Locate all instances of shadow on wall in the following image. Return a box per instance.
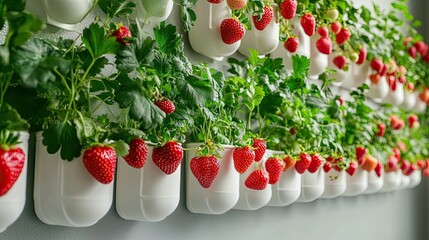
[408,0,429,39]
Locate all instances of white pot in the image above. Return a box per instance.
[320,169,346,199]
[238,8,279,57]
[270,17,310,72]
[327,54,352,87]
[296,168,325,203]
[132,0,174,23]
[408,170,422,189]
[42,0,93,30]
[363,171,383,195]
[34,133,113,227]
[380,170,401,192]
[233,150,277,210]
[267,167,301,207]
[185,143,239,215]
[413,92,427,113]
[0,132,29,233]
[116,143,181,221]
[383,82,404,106]
[400,90,417,111]
[188,1,240,61]
[366,76,389,100]
[308,35,329,78]
[341,62,370,89]
[398,173,411,190]
[342,168,368,197]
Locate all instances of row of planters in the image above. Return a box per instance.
[0,0,428,232]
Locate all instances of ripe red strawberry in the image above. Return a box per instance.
[252,138,266,162]
[398,75,406,84]
[327,9,339,21]
[190,155,220,188]
[356,47,367,64]
[152,141,183,175]
[407,82,414,91]
[415,41,428,55]
[220,18,245,44]
[124,138,148,169]
[356,146,367,165]
[317,26,329,37]
[301,13,316,36]
[83,145,117,184]
[400,159,411,172]
[375,161,383,177]
[155,99,175,114]
[316,37,332,54]
[369,74,381,84]
[0,147,25,196]
[417,160,427,169]
[245,168,269,190]
[333,55,347,70]
[330,22,341,34]
[280,0,297,20]
[387,156,399,171]
[112,25,132,45]
[265,157,286,184]
[323,162,332,173]
[295,153,311,174]
[408,46,417,59]
[338,97,344,106]
[404,164,416,176]
[346,161,358,176]
[379,64,388,76]
[307,154,323,173]
[283,155,296,171]
[423,167,429,177]
[208,0,223,3]
[408,114,418,128]
[226,0,247,10]
[284,37,299,53]
[370,59,384,74]
[335,28,351,45]
[233,146,255,173]
[377,123,386,137]
[393,147,401,161]
[253,6,273,31]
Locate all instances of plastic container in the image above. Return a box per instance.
[0,132,29,233]
[380,170,401,192]
[408,170,422,189]
[398,173,411,190]
[413,92,427,113]
[383,82,404,106]
[363,171,383,195]
[189,0,241,61]
[296,168,325,203]
[132,0,174,23]
[308,35,329,78]
[186,143,239,214]
[233,150,277,210]
[41,0,94,30]
[270,17,310,72]
[366,76,389,100]
[320,170,346,199]
[342,168,368,197]
[400,90,416,111]
[34,133,113,227]
[342,62,370,89]
[267,167,301,207]
[238,7,279,57]
[327,54,352,86]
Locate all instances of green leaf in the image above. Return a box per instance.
[5,0,25,12]
[116,36,156,72]
[176,75,215,107]
[180,3,197,32]
[74,117,97,144]
[6,11,44,46]
[292,55,310,79]
[98,0,136,19]
[112,140,129,157]
[82,23,118,59]
[42,122,82,161]
[154,22,183,56]
[0,104,29,131]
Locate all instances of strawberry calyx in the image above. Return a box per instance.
[0,130,21,151]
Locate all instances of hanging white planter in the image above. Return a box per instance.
[383,81,404,106]
[400,90,417,111]
[116,143,180,221]
[408,170,422,189]
[366,76,389,100]
[186,143,239,215]
[34,133,113,227]
[363,171,383,195]
[188,0,241,61]
[296,168,325,203]
[326,54,352,87]
[233,150,276,210]
[413,92,427,113]
[38,0,94,30]
[398,173,411,190]
[267,167,301,207]
[0,132,29,233]
[341,62,370,89]
[270,17,310,72]
[380,170,401,192]
[319,169,346,199]
[308,35,329,78]
[342,168,368,197]
[238,7,279,57]
[132,0,174,23]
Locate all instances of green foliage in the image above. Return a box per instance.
[98,0,136,19]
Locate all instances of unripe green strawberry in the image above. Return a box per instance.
[327,9,339,21]
[227,0,247,10]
